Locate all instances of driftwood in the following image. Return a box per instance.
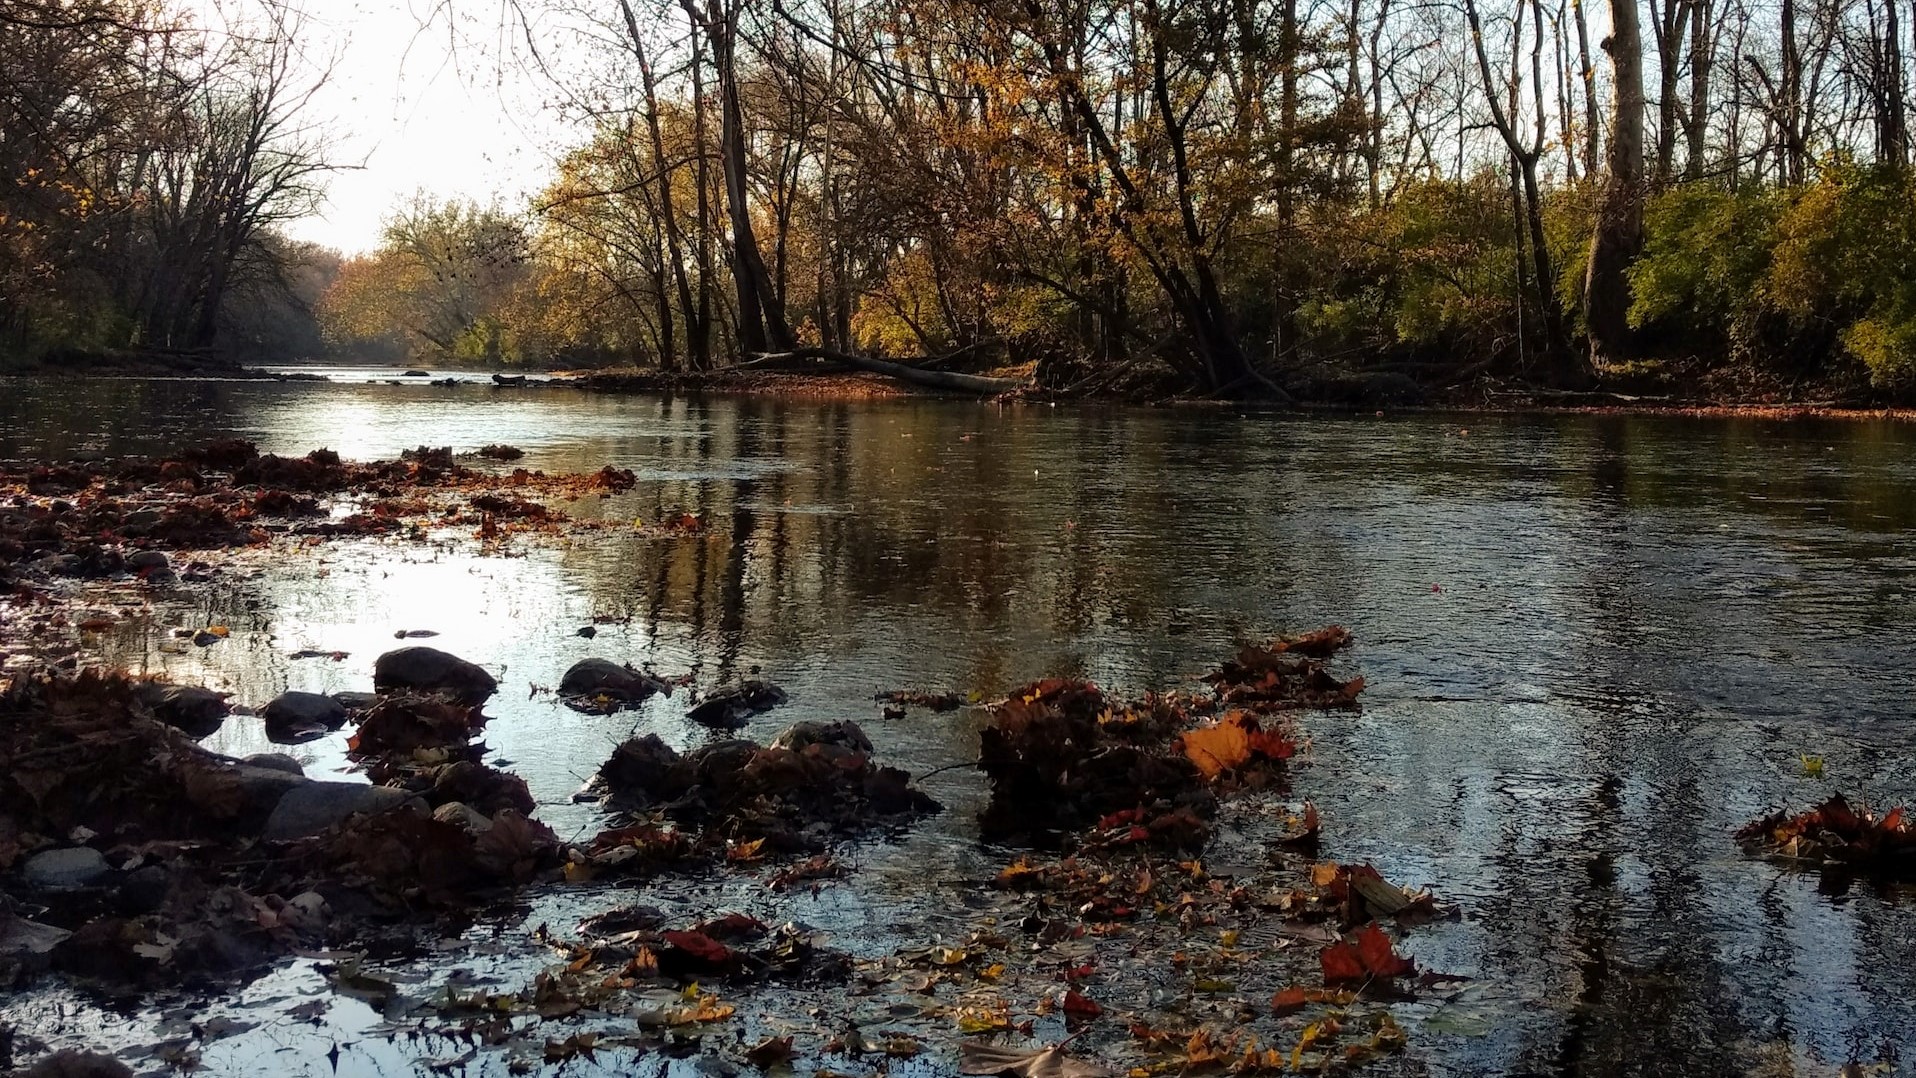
[742,347,1028,395]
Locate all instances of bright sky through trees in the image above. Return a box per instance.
[270,0,555,253]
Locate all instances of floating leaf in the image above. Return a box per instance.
[959,1042,1115,1078]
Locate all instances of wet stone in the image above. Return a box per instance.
[559,657,667,702]
[687,679,788,729]
[262,690,348,742]
[373,646,497,706]
[124,550,169,571]
[241,753,305,776]
[134,683,229,738]
[22,846,112,891]
[262,782,420,840]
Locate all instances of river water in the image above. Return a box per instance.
[4,375,1916,1077]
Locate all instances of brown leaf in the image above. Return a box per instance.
[745,1036,795,1069]
[959,1042,1115,1078]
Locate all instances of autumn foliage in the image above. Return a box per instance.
[1736,794,1916,871]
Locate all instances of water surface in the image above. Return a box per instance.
[4,378,1915,1076]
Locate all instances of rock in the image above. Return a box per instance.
[143,568,181,587]
[118,864,172,913]
[262,690,348,742]
[18,1050,132,1078]
[402,369,431,377]
[429,759,535,815]
[135,682,229,738]
[576,733,682,803]
[373,646,497,705]
[22,846,112,891]
[263,782,421,840]
[559,657,668,705]
[242,753,305,776]
[332,690,380,711]
[432,801,495,834]
[577,625,597,638]
[125,549,170,571]
[770,720,874,754]
[225,762,309,817]
[688,680,788,729]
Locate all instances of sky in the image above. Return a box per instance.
[271,1,564,255]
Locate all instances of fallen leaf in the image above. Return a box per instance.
[1062,989,1103,1018]
[959,1042,1116,1078]
[746,1036,796,1069]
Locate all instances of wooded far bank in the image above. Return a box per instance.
[4,0,1916,404]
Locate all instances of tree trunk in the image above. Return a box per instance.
[1684,0,1713,177]
[1585,0,1646,366]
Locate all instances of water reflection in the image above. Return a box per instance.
[6,379,1916,1074]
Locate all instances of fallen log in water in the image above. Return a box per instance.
[742,346,1028,395]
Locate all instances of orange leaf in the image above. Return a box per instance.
[1272,986,1309,1015]
[1180,719,1251,778]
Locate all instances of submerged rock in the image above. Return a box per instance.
[262,691,348,743]
[373,646,496,705]
[262,781,420,840]
[134,682,229,738]
[22,846,112,891]
[688,680,787,729]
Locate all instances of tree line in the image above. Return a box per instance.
[0,0,338,366]
[8,0,1916,397]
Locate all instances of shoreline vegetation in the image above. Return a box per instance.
[10,4,1916,413]
[9,354,1916,425]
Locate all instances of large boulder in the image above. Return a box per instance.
[373,647,496,705]
[262,782,420,840]
[559,658,669,704]
[262,690,348,743]
[135,683,229,738]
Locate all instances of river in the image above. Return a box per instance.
[3,374,1915,1076]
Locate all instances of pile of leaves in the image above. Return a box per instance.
[0,672,573,987]
[0,442,643,593]
[0,672,279,854]
[1735,793,1916,872]
[576,726,941,860]
[976,679,1219,847]
[977,628,1362,849]
[1204,627,1366,712]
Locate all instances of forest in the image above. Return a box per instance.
[4,0,1916,400]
